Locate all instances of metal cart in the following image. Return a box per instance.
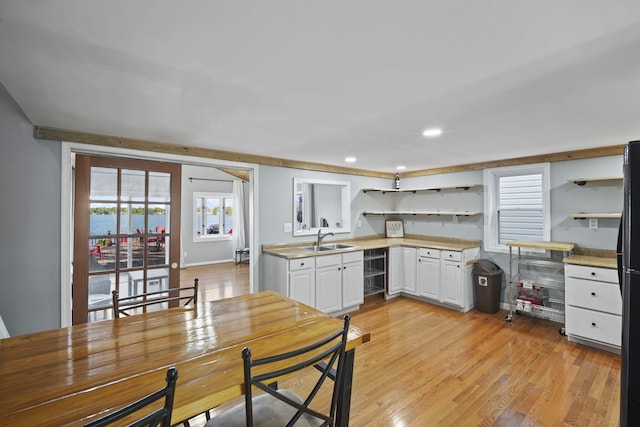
[505,240,575,335]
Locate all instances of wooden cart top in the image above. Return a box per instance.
[506,240,575,252]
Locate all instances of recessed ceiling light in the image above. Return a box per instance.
[422,128,442,138]
[396,165,407,171]
[344,156,357,163]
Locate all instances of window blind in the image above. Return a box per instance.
[497,173,543,244]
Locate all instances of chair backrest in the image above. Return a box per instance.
[243,314,350,427]
[112,278,198,318]
[83,367,178,427]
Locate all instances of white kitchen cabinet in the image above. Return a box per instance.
[388,246,404,295]
[565,264,621,350]
[389,246,416,295]
[441,254,463,306]
[417,248,440,299]
[264,251,363,314]
[415,247,479,311]
[342,251,365,309]
[315,254,342,313]
[289,259,315,308]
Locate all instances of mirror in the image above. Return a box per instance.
[293,178,351,236]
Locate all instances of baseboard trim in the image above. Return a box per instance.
[182,259,234,268]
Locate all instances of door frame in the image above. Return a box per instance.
[60,142,258,327]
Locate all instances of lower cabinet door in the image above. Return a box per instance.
[342,261,364,308]
[441,261,462,306]
[289,269,315,307]
[418,256,440,300]
[316,265,341,313]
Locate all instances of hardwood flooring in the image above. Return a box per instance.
[180,262,249,304]
[182,264,621,426]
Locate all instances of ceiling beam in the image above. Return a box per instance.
[34,126,391,178]
[402,144,625,177]
[35,126,624,179]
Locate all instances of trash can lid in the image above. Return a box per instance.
[474,259,503,274]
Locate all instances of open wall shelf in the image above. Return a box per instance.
[568,213,621,220]
[568,177,622,186]
[362,210,480,216]
[361,184,481,194]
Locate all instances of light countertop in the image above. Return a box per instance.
[563,247,618,269]
[262,234,482,259]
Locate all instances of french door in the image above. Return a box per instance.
[73,155,181,324]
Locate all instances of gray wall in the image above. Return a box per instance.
[0,83,62,336]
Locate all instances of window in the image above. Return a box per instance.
[194,192,233,241]
[483,163,550,253]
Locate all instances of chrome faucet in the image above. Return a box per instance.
[317,229,334,247]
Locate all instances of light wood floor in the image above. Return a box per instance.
[183,264,621,426]
[180,262,250,304]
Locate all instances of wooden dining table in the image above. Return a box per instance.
[0,290,370,426]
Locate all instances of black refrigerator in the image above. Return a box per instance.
[620,139,640,426]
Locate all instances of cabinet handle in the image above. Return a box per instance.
[591,272,596,276]
[301,262,304,266]
[591,292,596,296]
[338,267,342,271]
[591,322,597,327]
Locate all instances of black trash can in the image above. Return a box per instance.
[473,259,503,314]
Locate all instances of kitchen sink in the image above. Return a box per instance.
[299,243,356,252]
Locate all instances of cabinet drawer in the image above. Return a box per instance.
[565,264,618,284]
[566,277,622,315]
[441,250,462,262]
[418,248,440,259]
[566,306,621,347]
[315,254,342,268]
[342,250,363,264]
[289,257,314,271]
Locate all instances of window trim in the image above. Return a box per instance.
[483,163,551,253]
[193,192,233,242]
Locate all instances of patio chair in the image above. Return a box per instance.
[112,278,199,318]
[205,315,351,427]
[83,367,178,427]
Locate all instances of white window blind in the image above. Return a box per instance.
[497,173,543,244]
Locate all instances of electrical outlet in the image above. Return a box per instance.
[183,251,187,258]
[589,218,598,229]
[452,215,458,223]
[357,220,362,228]
[284,223,292,232]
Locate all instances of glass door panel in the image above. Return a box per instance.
[74,155,181,324]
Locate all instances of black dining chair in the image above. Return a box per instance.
[112,278,199,318]
[205,315,351,427]
[83,367,178,427]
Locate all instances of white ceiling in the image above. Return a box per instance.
[1,1,639,173]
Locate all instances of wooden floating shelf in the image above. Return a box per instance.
[361,184,481,194]
[569,213,621,220]
[362,210,481,216]
[569,177,622,186]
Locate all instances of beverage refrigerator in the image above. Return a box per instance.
[619,139,640,426]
